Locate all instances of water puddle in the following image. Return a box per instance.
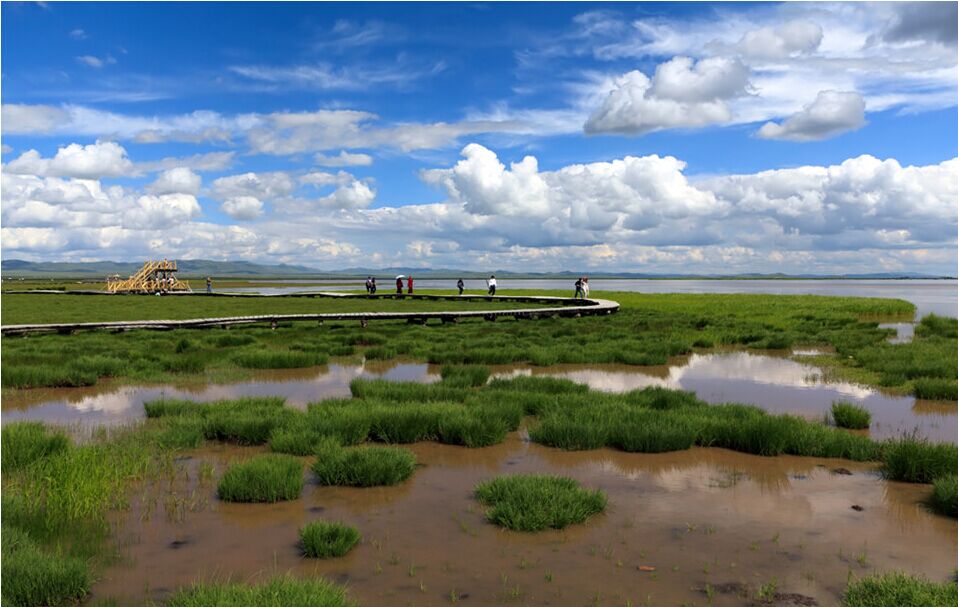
[4,353,955,443]
[92,435,958,606]
[878,322,915,344]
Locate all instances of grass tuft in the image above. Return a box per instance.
[930,474,958,517]
[440,364,491,387]
[1,526,90,607]
[474,474,607,532]
[842,571,958,607]
[312,439,416,487]
[300,521,361,558]
[881,437,958,484]
[217,454,303,503]
[913,378,958,401]
[831,401,872,429]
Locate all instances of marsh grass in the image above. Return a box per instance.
[881,437,958,484]
[831,402,872,429]
[474,474,607,532]
[1,422,70,472]
[912,378,958,401]
[312,439,416,487]
[842,572,958,607]
[1,526,90,607]
[930,474,958,517]
[300,521,361,558]
[440,365,491,387]
[163,575,356,607]
[217,454,303,503]
[232,350,328,369]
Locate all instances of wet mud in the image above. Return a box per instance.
[93,434,958,606]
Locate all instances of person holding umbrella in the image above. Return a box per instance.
[396,275,404,294]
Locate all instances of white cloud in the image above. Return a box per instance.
[1,144,12,154]
[584,57,749,134]
[4,140,133,179]
[147,167,201,195]
[69,28,87,40]
[736,20,823,59]
[317,180,376,210]
[314,150,373,167]
[221,196,264,220]
[210,171,297,200]
[136,151,235,174]
[757,90,866,141]
[76,55,115,68]
[1,104,68,134]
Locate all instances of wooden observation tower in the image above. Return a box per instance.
[106,260,192,294]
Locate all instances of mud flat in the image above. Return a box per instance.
[93,434,958,606]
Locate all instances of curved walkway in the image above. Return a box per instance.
[0,293,619,335]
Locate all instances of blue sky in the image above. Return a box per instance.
[2,2,957,273]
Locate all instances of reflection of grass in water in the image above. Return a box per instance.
[474,474,607,532]
[300,521,361,558]
[831,401,872,429]
[217,454,303,503]
[842,572,958,607]
[163,575,356,607]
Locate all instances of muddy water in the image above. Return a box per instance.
[5,352,956,443]
[93,435,958,606]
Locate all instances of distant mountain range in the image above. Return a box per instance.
[1,259,950,280]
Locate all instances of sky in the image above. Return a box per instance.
[2,1,957,274]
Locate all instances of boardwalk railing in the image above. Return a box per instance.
[1,293,619,336]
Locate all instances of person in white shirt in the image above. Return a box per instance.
[582,277,590,298]
[486,275,497,296]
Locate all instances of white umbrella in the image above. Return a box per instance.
[395,274,406,279]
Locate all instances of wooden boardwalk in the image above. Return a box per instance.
[0,293,619,336]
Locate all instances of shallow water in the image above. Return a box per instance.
[92,436,958,606]
[231,278,958,317]
[4,353,955,443]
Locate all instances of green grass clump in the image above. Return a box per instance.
[217,454,303,503]
[881,438,958,484]
[312,439,416,487]
[299,521,361,558]
[145,397,291,445]
[163,575,356,607]
[349,379,466,402]
[1,422,70,473]
[1,526,90,607]
[930,474,958,517]
[474,474,607,532]
[440,364,491,387]
[842,571,958,606]
[232,350,328,369]
[831,401,872,429]
[913,378,958,401]
[1,365,98,389]
[915,314,958,339]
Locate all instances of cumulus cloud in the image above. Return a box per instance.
[314,150,374,167]
[147,167,201,195]
[757,90,866,141]
[316,180,376,210]
[883,3,958,45]
[76,55,105,68]
[4,140,133,179]
[221,196,264,220]
[736,19,823,59]
[585,57,749,134]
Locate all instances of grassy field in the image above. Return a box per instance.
[1,278,358,292]
[0,292,555,324]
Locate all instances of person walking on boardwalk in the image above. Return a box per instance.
[407,276,414,294]
[396,276,404,294]
[457,278,464,295]
[487,275,497,296]
[370,277,377,294]
[206,276,212,293]
[574,277,583,299]
[582,277,590,298]
[365,276,371,294]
